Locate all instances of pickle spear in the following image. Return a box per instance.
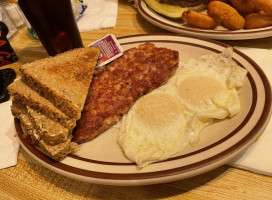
[144,0,188,19]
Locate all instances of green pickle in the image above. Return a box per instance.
[145,0,188,19]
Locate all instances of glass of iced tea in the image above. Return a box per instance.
[18,0,83,56]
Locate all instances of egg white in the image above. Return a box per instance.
[117,48,247,167]
[117,91,188,167]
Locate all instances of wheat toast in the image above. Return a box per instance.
[9,47,100,160]
[19,47,100,119]
[14,102,78,160]
[8,79,76,130]
[12,100,71,144]
[27,107,70,146]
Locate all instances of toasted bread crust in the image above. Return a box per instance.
[19,47,100,119]
[73,43,179,143]
[11,100,27,119]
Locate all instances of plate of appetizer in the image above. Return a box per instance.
[15,34,271,186]
[138,0,272,40]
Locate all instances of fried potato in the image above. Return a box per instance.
[248,0,272,15]
[182,10,220,29]
[229,0,258,14]
[245,12,272,29]
[208,1,245,30]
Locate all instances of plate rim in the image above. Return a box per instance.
[137,0,272,40]
[17,34,272,186]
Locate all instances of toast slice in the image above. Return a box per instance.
[19,47,100,119]
[8,79,76,130]
[9,47,100,160]
[13,102,78,160]
[12,100,70,145]
[10,99,27,119]
[27,107,70,146]
[19,110,40,144]
[20,118,78,161]
[39,136,78,161]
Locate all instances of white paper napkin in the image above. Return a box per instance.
[0,100,19,169]
[76,0,118,32]
[1,47,271,175]
[228,47,272,176]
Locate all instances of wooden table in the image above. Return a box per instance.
[1,1,272,199]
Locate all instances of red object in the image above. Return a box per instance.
[0,22,18,67]
[18,0,83,56]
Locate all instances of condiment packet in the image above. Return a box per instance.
[88,34,124,67]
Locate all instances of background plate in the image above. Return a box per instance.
[138,0,272,40]
[17,34,272,186]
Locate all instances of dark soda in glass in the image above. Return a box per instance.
[18,0,83,56]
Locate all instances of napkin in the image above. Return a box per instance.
[228,47,272,176]
[76,0,118,32]
[0,47,271,175]
[0,100,19,169]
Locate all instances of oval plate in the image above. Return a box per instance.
[17,34,272,186]
[138,0,272,40]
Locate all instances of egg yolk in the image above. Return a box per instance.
[135,93,182,130]
[177,76,225,107]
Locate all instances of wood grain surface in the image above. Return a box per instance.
[1,0,272,199]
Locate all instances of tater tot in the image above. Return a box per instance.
[248,0,272,15]
[208,1,245,30]
[182,10,220,29]
[229,0,257,14]
[245,12,272,29]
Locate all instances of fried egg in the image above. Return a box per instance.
[117,48,247,167]
[118,91,188,167]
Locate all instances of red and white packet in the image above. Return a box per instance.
[88,34,124,67]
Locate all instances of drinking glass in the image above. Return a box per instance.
[18,0,83,56]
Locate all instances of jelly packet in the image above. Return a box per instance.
[88,34,124,67]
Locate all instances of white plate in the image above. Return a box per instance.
[17,34,272,186]
[138,0,272,40]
